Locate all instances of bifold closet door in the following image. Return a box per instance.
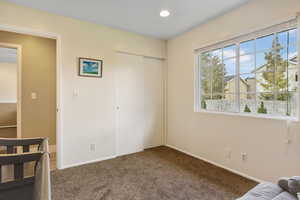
[143,57,163,149]
[115,53,145,156]
[115,53,163,156]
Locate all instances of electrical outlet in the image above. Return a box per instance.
[241,153,247,161]
[285,139,292,144]
[90,144,96,152]
[73,90,79,98]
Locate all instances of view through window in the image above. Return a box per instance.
[198,28,299,118]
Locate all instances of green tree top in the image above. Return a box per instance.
[200,52,226,98]
[260,36,288,100]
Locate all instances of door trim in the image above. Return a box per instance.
[0,42,22,139]
[0,24,63,169]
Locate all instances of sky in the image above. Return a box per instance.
[207,28,298,77]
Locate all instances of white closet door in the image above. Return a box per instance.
[115,53,164,156]
[143,57,164,148]
[115,53,146,156]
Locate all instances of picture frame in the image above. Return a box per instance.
[78,57,103,78]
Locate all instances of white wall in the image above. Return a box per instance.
[0,62,17,102]
[0,1,166,168]
[167,0,300,182]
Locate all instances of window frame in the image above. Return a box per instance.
[194,19,300,121]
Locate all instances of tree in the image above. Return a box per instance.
[259,36,288,100]
[244,105,251,113]
[200,52,226,99]
[201,99,207,109]
[257,102,267,114]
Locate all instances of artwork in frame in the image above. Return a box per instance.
[79,57,103,78]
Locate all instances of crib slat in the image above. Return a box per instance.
[14,163,24,180]
[23,145,30,153]
[7,146,14,154]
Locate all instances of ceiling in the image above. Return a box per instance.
[5,0,250,39]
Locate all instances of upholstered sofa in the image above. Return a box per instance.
[238,182,298,200]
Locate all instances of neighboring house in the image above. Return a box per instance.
[245,77,256,94]
[254,56,298,93]
[287,56,298,92]
[224,75,248,100]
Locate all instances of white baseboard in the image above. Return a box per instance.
[165,144,264,183]
[60,155,116,170]
[144,144,163,149]
[55,143,264,183]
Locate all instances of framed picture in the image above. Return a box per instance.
[79,57,103,78]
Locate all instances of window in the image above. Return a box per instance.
[196,22,299,119]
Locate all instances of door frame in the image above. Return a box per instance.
[0,24,63,169]
[0,42,22,139]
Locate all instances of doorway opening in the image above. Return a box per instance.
[0,44,21,139]
[0,30,58,170]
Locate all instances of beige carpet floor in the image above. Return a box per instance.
[51,146,257,200]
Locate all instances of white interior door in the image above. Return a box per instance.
[115,53,164,156]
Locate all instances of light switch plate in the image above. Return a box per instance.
[31,92,37,99]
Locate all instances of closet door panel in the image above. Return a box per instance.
[115,53,145,156]
[143,57,164,148]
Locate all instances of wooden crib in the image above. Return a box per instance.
[0,138,51,200]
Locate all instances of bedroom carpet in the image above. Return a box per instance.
[51,146,257,200]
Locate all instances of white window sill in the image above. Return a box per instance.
[197,109,299,121]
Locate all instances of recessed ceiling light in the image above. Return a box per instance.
[160,10,170,17]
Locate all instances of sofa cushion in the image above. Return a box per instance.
[238,182,284,200]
